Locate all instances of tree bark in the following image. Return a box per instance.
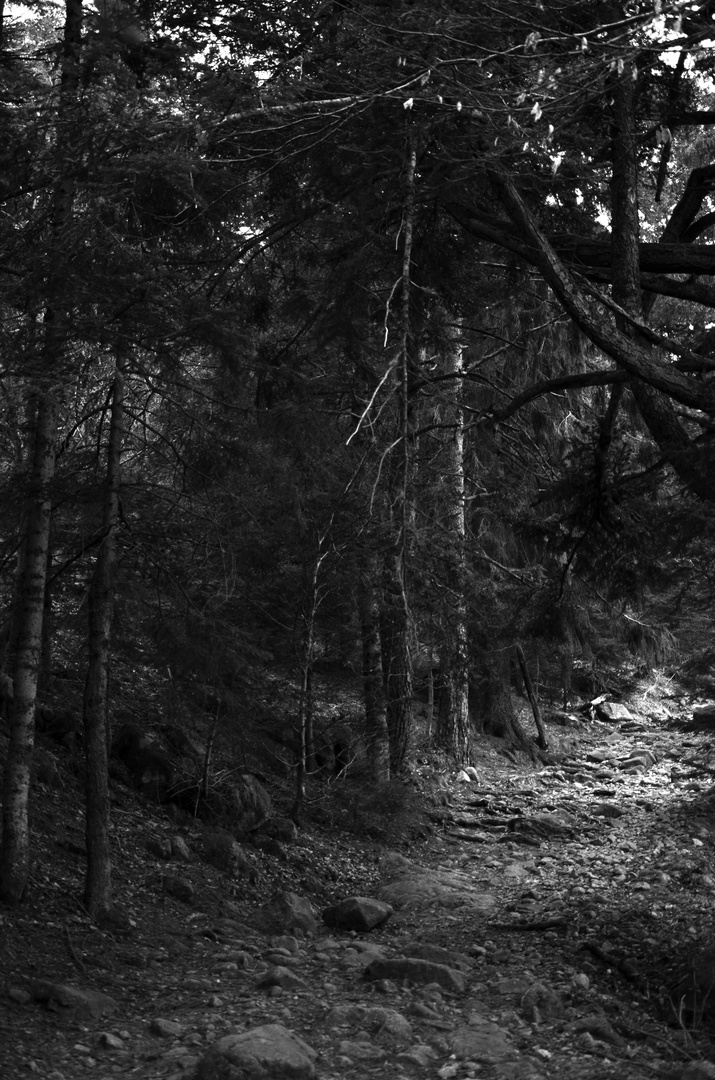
[293,561,318,818]
[380,556,412,775]
[481,647,537,760]
[435,329,470,763]
[0,392,58,905]
[357,568,390,782]
[611,60,715,503]
[377,126,418,776]
[0,0,83,906]
[516,644,547,752]
[83,358,124,918]
[444,201,715,276]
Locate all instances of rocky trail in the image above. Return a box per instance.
[5,690,715,1079]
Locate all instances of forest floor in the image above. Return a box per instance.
[3,674,715,1079]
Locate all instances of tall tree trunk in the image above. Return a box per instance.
[357,567,389,782]
[0,393,58,905]
[378,126,418,776]
[37,534,54,699]
[83,358,124,918]
[482,646,537,760]
[435,328,470,763]
[292,550,321,819]
[0,0,83,906]
[380,557,412,775]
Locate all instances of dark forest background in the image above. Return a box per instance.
[2,0,715,916]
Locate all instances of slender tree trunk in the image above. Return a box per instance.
[292,552,320,818]
[516,644,548,751]
[37,534,54,699]
[0,0,83,907]
[357,568,389,782]
[435,328,470,763]
[378,127,418,776]
[379,559,412,775]
[0,393,58,905]
[83,359,124,917]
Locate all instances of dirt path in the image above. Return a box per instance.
[3,691,715,1079]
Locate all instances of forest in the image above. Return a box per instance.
[2,0,715,932]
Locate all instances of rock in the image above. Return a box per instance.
[519,981,565,1020]
[94,1032,125,1051]
[340,941,389,969]
[508,812,574,839]
[397,1044,438,1069]
[163,875,195,904]
[197,1023,317,1079]
[170,835,193,861]
[364,957,467,993]
[150,1018,185,1037]
[223,774,271,835]
[203,829,255,876]
[592,802,626,819]
[377,856,495,912]
[594,702,634,723]
[256,966,308,991]
[619,749,657,771]
[448,1016,518,1063]
[146,836,173,859]
[256,891,319,936]
[569,1015,625,1046]
[253,836,288,860]
[31,981,118,1019]
[264,818,299,843]
[322,896,393,932]
[338,1039,387,1061]
[324,1004,413,1047]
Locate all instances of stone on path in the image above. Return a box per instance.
[322,896,393,932]
[364,956,467,992]
[448,1015,518,1064]
[592,802,627,819]
[30,980,118,1020]
[377,853,495,911]
[197,1023,317,1079]
[256,966,308,991]
[595,701,634,723]
[256,891,318,936]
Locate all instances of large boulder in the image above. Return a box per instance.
[198,1024,317,1080]
[223,774,271,833]
[322,896,393,932]
[255,891,319,936]
[203,829,256,878]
